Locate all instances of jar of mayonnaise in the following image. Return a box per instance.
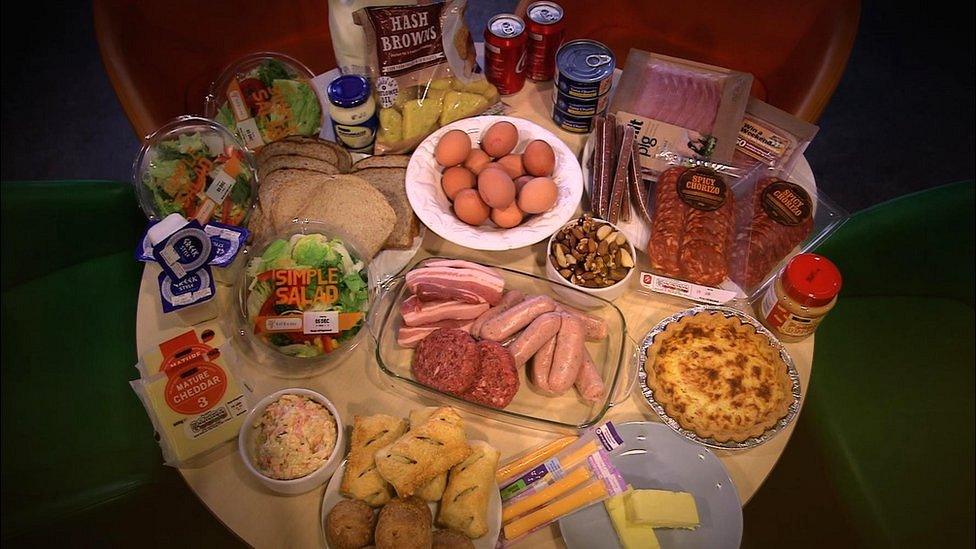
[756,253,842,342]
[327,74,377,154]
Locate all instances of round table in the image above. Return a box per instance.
[136,77,815,548]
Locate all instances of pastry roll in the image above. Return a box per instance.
[437,440,500,538]
[375,407,470,497]
[341,414,409,507]
[410,407,448,502]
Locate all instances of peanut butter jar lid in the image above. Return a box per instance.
[782,253,842,307]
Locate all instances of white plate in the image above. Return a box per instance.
[320,459,502,549]
[406,115,584,251]
[558,422,742,549]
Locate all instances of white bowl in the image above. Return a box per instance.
[545,218,637,309]
[238,388,345,495]
[405,115,584,251]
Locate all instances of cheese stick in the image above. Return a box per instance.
[502,465,591,523]
[496,436,577,483]
[503,479,609,541]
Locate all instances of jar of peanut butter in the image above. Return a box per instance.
[756,253,842,342]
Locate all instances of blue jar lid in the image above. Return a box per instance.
[327,75,371,108]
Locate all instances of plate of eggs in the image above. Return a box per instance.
[405,115,584,251]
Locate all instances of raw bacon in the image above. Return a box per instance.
[397,318,475,348]
[405,265,505,305]
[400,295,489,327]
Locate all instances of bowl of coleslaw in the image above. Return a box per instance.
[239,388,344,495]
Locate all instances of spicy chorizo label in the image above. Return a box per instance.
[364,4,446,78]
[676,167,727,211]
[761,180,812,226]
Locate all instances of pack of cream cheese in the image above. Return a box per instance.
[130,328,249,467]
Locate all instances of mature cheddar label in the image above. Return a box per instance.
[761,180,812,226]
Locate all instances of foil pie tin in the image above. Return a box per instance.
[636,305,803,450]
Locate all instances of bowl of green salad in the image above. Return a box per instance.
[232,219,371,378]
[132,115,257,228]
[205,52,323,152]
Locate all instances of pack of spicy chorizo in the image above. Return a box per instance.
[638,152,847,304]
[729,167,848,298]
[639,153,753,304]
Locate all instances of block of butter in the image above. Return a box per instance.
[604,488,660,549]
[625,489,700,529]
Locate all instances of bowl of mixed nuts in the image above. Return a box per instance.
[545,215,636,307]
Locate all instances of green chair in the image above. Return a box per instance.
[743,181,975,548]
[1,181,242,546]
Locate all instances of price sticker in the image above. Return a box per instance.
[303,311,339,334]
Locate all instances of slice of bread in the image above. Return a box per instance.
[257,136,353,173]
[257,155,340,182]
[265,173,395,260]
[353,155,411,171]
[355,167,420,249]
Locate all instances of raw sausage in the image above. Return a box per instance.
[554,303,608,341]
[480,295,556,342]
[529,335,557,393]
[574,348,606,403]
[469,290,525,338]
[508,312,561,367]
[547,314,584,394]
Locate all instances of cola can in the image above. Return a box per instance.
[484,13,528,95]
[525,1,565,81]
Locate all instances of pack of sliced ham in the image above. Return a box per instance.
[610,49,752,178]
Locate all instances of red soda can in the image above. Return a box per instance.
[525,1,565,81]
[484,13,527,95]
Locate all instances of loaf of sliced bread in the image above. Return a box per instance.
[355,167,419,249]
[256,136,353,173]
[263,173,395,260]
[257,155,340,182]
[353,154,411,171]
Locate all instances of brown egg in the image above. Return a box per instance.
[496,154,525,179]
[441,166,476,201]
[514,175,534,193]
[523,140,556,176]
[463,148,492,175]
[435,130,472,167]
[453,189,490,225]
[477,169,517,209]
[517,176,558,214]
[491,202,524,228]
[480,121,519,158]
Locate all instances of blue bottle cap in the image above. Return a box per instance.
[327,75,371,108]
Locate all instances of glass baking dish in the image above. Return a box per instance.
[368,256,636,432]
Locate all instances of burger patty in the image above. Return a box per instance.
[461,340,519,409]
[412,329,481,394]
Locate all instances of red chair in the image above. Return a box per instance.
[517,0,860,122]
[94,0,336,138]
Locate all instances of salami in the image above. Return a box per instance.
[461,341,519,409]
[412,329,481,395]
[647,165,736,286]
[730,176,814,289]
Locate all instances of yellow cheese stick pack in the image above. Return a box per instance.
[499,421,623,503]
[130,328,250,467]
[500,450,628,546]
